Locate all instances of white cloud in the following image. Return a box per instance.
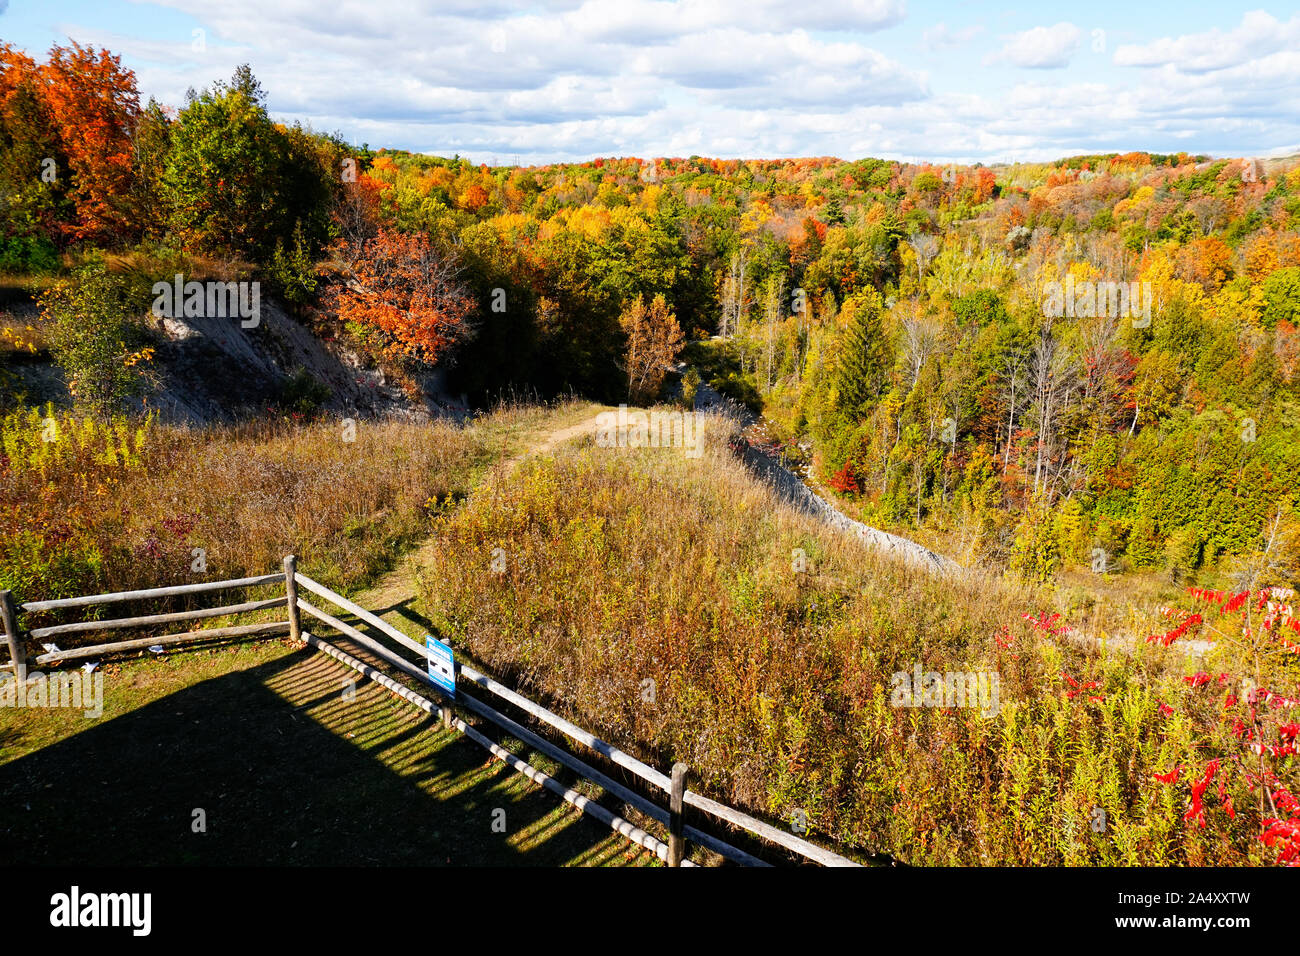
[1113,10,1300,73]
[638,29,927,107]
[43,2,1300,164]
[988,22,1081,69]
[921,22,983,52]
[97,2,925,124]
[582,0,906,36]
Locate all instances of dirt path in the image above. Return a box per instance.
[354,407,610,639]
[356,391,964,641]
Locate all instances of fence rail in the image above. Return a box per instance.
[19,573,286,613]
[33,621,291,665]
[3,573,291,681]
[28,596,287,641]
[2,557,861,868]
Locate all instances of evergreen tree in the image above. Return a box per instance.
[834,290,889,419]
[1127,515,1162,570]
[1010,497,1060,584]
[821,195,845,226]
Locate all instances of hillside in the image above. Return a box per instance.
[7,400,1297,867]
[1,280,471,425]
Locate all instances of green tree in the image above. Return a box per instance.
[1010,497,1060,584]
[39,262,152,418]
[1129,349,1182,432]
[1127,514,1162,570]
[834,289,889,418]
[820,195,845,226]
[1260,266,1300,329]
[162,65,336,262]
[952,288,1008,329]
[128,98,171,241]
[267,223,318,307]
[1164,526,1203,581]
[163,67,284,259]
[1053,496,1089,565]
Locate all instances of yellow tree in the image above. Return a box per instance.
[621,293,682,404]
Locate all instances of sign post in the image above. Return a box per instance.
[425,635,455,698]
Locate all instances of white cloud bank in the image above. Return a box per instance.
[63,2,1300,163]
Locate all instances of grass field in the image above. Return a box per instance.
[0,400,674,867]
[0,399,600,637]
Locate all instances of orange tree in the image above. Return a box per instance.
[620,292,682,403]
[334,227,474,364]
[0,41,139,246]
[40,42,140,242]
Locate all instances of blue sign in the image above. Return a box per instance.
[425,636,455,697]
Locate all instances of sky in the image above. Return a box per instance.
[2,0,1298,166]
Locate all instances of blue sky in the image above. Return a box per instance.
[2,0,1297,165]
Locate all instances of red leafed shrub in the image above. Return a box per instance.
[828,459,861,494]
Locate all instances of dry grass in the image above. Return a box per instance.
[3,398,1296,866]
[418,414,1300,866]
[0,399,594,636]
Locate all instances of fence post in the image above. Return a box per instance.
[668,761,688,867]
[283,556,301,643]
[1,590,27,684]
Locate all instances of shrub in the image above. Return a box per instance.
[418,426,1300,864]
[0,235,59,274]
[0,411,490,637]
[709,370,762,412]
[276,366,331,418]
[827,459,861,494]
[38,262,154,418]
[680,367,701,410]
[267,224,319,308]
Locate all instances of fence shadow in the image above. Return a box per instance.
[0,647,651,867]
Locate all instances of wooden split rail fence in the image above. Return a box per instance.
[1,556,860,868]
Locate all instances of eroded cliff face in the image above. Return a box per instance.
[691,378,961,576]
[2,288,474,425]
